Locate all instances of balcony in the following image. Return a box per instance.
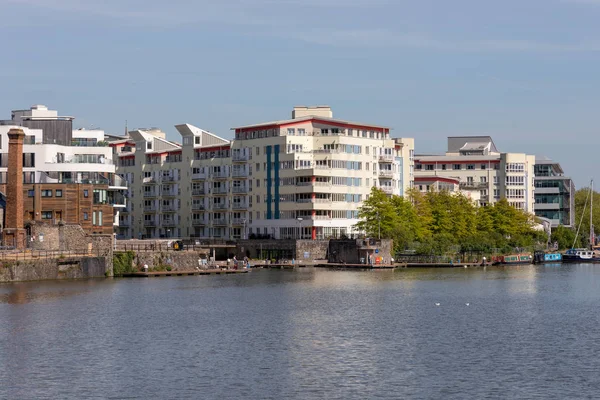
[161,190,178,197]
[144,206,158,212]
[296,182,312,187]
[212,187,228,195]
[232,170,248,178]
[378,170,394,179]
[192,188,206,196]
[232,186,248,194]
[143,191,158,198]
[192,204,205,211]
[233,154,251,162]
[213,203,228,210]
[143,177,157,185]
[381,186,394,194]
[162,176,176,182]
[144,220,157,226]
[459,181,488,190]
[109,175,128,190]
[231,218,247,226]
[211,171,229,179]
[192,173,207,180]
[212,218,228,225]
[118,220,130,227]
[162,205,177,212]
[192,219,206,226]
[232,203,248,210]
[162,220,177,227]
[379,155,394,163]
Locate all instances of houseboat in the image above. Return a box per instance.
[497,254,533,265]
[533,251,562,264]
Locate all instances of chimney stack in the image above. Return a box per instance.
[3,128,26,249]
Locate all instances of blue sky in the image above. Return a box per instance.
[1,0,599,186]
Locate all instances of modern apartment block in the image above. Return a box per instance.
[533,157,575,228]
[114,106,415,240]
[414,136,536,211]
[0,105,127,235]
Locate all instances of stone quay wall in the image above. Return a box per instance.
[0,256,108,282]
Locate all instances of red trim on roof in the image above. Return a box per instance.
[235,117,388,134]
[414,177,460,184]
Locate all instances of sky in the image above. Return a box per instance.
[0,0,599,186]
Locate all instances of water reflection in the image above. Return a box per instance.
[2,266,600,399]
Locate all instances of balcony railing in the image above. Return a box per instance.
[162,205,177,212]
[144,206,158,212]
[162,176,176,182]
[232,203,248,209]
[233,154,251,162]
[192,219,206,226]
[192,204,205,211]
[231,218,247,225]
[381,186,394,194]
[144,220,157,226]
[211,171,229,179]
[212,218,228,225]
[212,187,228,195]
[379,155,394,162]
[213,203,228,210]
[143,191,157,198]
[143,177,157,184]
[459,182,488,189]
[232,186,248,193]
[379,170,394,178]
[192,188,205,196]
[162,220,177,227]
[192,173,206,180]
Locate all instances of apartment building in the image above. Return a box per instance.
[114,106,415,240]
[534,157,575,228]
[414,136,535,211]
[0,105,127,235]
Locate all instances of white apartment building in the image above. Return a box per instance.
[0,105,127,234]
[114,106,414,240]
[414,136,535,211]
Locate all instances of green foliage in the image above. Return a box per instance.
[550,225,576,250]
[113,251,136,276]
[573,188,600,248]
[356,187,544,256]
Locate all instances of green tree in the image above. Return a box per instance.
[573,188,600,247]
[550,225,576,250]
[355,187,399,239]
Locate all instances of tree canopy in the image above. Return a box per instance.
[356,188,546,255]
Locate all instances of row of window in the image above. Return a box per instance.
[416,163,499,171]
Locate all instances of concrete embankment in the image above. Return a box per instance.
[0,256,109,282]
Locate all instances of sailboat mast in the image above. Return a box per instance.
[591,180,594,249]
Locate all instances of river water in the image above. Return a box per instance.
[1,265,600,399]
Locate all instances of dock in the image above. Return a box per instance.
[315,263,399,269]
[122,269,249,277]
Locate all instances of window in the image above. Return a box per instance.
[83,189,89,198]
[453,164,461,170]
[41,211,52,220]
[55,190,63,197]
[425,165,434,171]
[481,164,486,170]
[83,212,89,220]
[441,164,447,170]
[27,190,34,197]
[41,190,52,197]
[506,163,525,173]
[467,164,475,170]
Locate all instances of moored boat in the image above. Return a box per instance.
[562,248,600,263]
[533,251,562,264]
[497,254,532,265]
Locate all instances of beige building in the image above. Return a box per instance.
[114,106,415,240]
[414,136,535,211]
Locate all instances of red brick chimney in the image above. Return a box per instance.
[3,128,26,249]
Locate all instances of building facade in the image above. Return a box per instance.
[0,105,126,235]
[414,136,536,211]
[114,106,415,240]
[533,157,575,228]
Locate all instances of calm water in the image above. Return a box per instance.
[2,265,600,399]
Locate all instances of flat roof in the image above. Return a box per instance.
[232,115,390,131]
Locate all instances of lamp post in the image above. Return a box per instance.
[297,217,303,239]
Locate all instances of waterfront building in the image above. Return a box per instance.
[114,106,415,240]
[414,136,536,211]
[533,156,575,228]
[0,105,127,236]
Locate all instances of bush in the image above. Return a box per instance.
[113,251,136,276]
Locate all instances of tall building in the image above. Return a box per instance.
[533,157,575,228]
[0,105,127,235]
[114,106,414,240]
[414,136,536,211]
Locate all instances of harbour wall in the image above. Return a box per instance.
[0,256,108,282]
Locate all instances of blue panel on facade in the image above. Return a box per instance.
[266,146,272,219]
[274,145,280,219]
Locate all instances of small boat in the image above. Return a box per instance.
[562,248,600,263]
[497,254,532,265]
[533,251,562,264]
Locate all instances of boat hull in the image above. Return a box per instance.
[562,255,600,263]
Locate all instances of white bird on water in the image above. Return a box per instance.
[435,303,441,306]
[466,303,470,306]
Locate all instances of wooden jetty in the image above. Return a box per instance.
[122,269,249,277]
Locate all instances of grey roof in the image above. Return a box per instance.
[447,136,498,153]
